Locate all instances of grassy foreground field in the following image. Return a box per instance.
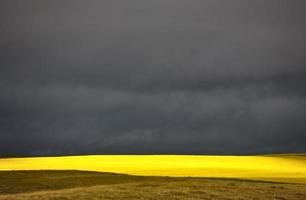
[0,155,305,199]
[0,154,306,183]
[0,170,306,200]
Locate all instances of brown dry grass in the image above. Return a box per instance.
[0,171,305,200]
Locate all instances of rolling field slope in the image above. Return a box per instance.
[1,170,306,200]
[0,154,306,183]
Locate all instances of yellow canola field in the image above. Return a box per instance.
[0,155,305,183]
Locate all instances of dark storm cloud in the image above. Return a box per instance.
[0,0,306,155]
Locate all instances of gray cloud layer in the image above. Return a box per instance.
[0,0,306,155]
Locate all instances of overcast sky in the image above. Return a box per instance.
[0,0,306,156]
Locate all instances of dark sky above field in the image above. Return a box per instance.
[1,0,306,156]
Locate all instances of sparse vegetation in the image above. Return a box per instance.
[0,170,305,200]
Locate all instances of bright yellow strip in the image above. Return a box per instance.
[0,155,305,183]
